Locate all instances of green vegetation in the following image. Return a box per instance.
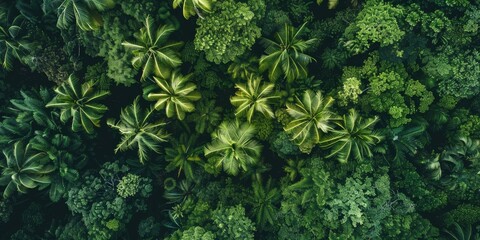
[230,74,278,123]
[259,23,316,83]
[123,16,183,80]
[107,98,169,164]
[47,75,109,134]
[145,70,201,120]
[204,120,261,176]
[284,90,334,153]
[1,0,480,239]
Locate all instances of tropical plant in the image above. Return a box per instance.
[178,226,215,240]
[316,0,339,9]
[286,166,331,206]
[341,1,404,55]
[56,0,116,31]
[0,14,32,71]
[194,0,261,64]
[383,120,428,161]
[163,179,195,204]
[145,70,201,120]
[259,23,316,83]
[0,87,57,147]
[0,141,55,198]
[204,121,262,176]
[241,161,270,183]
[319,109,382,163]
[107,98,169,163]
[425,136,480,182]
[443,136,480,168]
[284,159,305,181]
[46,75,109,134]
[316,0,358,9]
[228,55,258,80]
[165,134,203,181]
[444,222,480,240]
[248,179,280,227]
[66,161,152,239]
[284,90,334,152]
[211,205,255,240]
[122,16,183,80]
[30,133,87,202]
[0,118,30,149]
[338,77,362,106]
[230,74,279,123]
[172,0,213,19]
[425,153,443,181]
[9,87,57,130]
[321,48,348,70]
[188,99,223,134]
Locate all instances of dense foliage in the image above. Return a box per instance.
[1,0,480,239]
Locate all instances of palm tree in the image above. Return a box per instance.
[122,16,183,80]
[9,88,57,129]
[444,222,479,240]
[241,161,270,183]
[316,0,358,9]
[163,179,195,204]
[284,90,334,151]
[228,55,258,80]
[443,136,480,167]
[145,70,201,120]
[165,134,203,181]
[46,75,109,134]
[30,133,87,202]
[319,109,383,163]
[0,14,32,70]
[230,74,279,123]
[316,0,338,9]
[259,23,317,83]
[284,159,305,181]
[172,0,213,19]
[0,88,58,147]
[107,98,170,163]
[188,99,223,134]
[286,167,331,206]
[204,121,262,176]
[56,0,116,31]
[383,120,428,161]
[0,141,55,198]
[248,179,280,227]
[425,136,480,182]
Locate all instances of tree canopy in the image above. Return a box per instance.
[1,0,479,239]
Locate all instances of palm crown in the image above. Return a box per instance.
[228,55,258,80]
[259,23,317,83]
[204,121,262,176]
[284,90,334,152]
[248,179,280,227]
[107,98,169,163]
[145,70,201,120]
[426,136,480,181]
[383,121,428,161]
[0,14,32,71]
[0,88,57,147]
[230,74,279,123]
[0,141,55,198]
[319,109,383,163]
[46,75,109,134]
[188,99,223,134]
[56,0,116,31]
[165,133,203,181]
[172,0,213,19]
[123,16,183,80]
